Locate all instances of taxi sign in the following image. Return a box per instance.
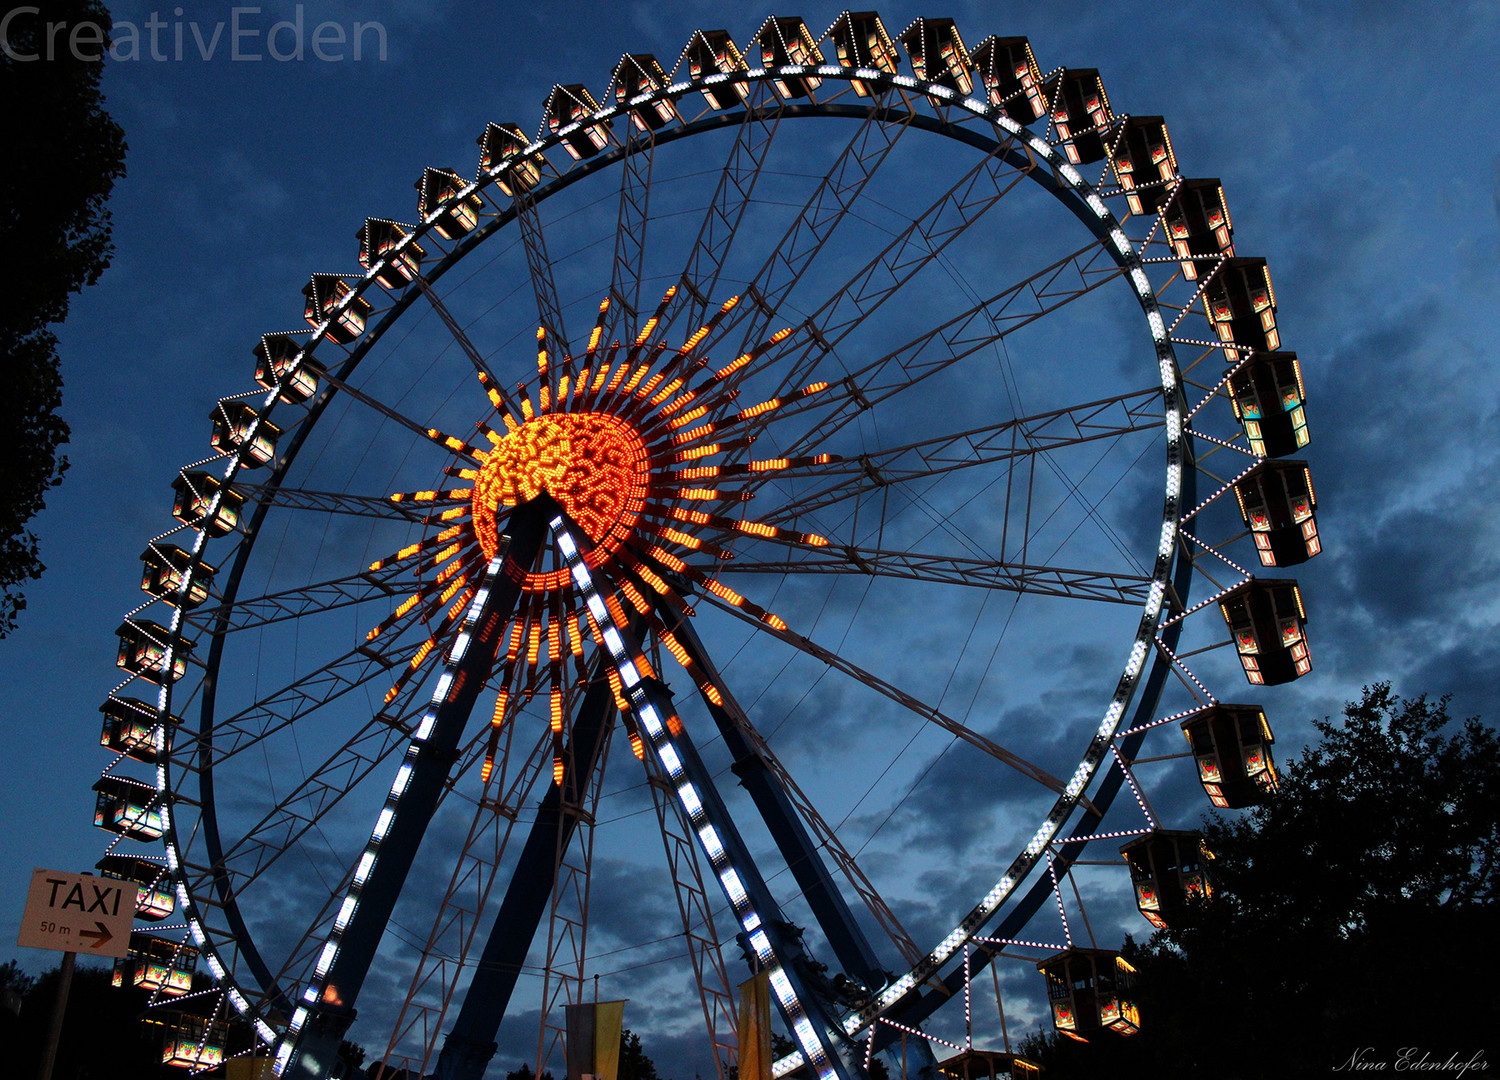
[17,868,137,959]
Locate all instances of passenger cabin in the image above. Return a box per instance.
[254,333,319,404]
[754,16,822,99]
[827,11,898,97]
[683,29,749,110]
[158,1000,229,1070]
[1181,703,1279,808]
[479,123,546,198]
[302,274,371,344]
[1220,578,1310,686]
[358,218,426,288]
[1229,351,1309,458]
[1205,257,1278,361]
[141,543,216,608]
[1120,830,1213,929]
[1111,117,1177,216]
[938,1047,1042,1080]
[171,471,243,537]
[899,17,973,96]
[100,696,180,764]
[210,400,280,468]
[1163,179,1233,280]
[969,36,1045,123]
[544,84,610,159]
[116,618,194,685]
[613,54,679,131]
[113,932,197,997]
[1038,949,1139,1040]
[96,853,175,921]
[1043,69,1112,164]
[93,775,165,841]
[1234,460,1320,566]
[416,167,483,239]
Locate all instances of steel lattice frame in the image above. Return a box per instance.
[90,14,1315,1080]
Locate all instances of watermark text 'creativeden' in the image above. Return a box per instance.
[1,6,387,62]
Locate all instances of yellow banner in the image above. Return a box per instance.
[565,999,626,1080]
[737,971,772,1080]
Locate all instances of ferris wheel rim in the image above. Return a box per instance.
[117,42,1231,1077]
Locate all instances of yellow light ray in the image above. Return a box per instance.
[368,524,466,572]
[390,488,474,505]
[423,427,481,458]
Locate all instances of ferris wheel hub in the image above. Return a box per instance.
[471,410,650,572]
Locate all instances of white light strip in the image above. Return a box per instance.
[272,555,508,1075]
[549,515,836,1080]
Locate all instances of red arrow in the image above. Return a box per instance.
[78,922,113,950]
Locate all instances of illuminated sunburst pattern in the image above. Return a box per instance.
[366,289,835,784]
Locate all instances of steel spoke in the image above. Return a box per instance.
[666,82,784,336]
[191,710,416,894]
[598,125,656,347]
[732,131,1038,406]
[315,352,474,447]
[724,546,1152,604]
[514,190,573,360]
[698,101,913,361]
[691,585,1077,798]
[234,483,449,525]
[752,389,1161,525]
[180,562,412,635]
[191,554,481,768]
[733,244,1127,475]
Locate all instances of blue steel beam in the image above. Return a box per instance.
[282,495,558,1080]
[663,607,887,991]
[663,603,938,1079]
[551,515,859,1080]
[435,645,625,1080]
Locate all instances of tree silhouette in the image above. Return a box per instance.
[1,962,163,1078]
[506,1062,556,1080]
[0,0,127,636]
[1023,684,1500,1078]
[618,1028,663,1080]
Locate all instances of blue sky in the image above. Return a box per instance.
[4,2,1499,1077]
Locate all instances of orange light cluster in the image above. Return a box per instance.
[471,412,651,573]
[360,289,853,790]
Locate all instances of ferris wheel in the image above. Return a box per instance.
[91,12,1320,1080]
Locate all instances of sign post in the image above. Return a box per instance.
[17,869,138,1080]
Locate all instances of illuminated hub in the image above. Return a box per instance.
[365,290,835,786]
[471,412,650,578]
